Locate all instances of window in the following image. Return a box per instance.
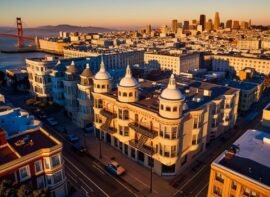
[193,115,202,129]
[173,107,177,112]
[213,186,222,197]
[192,134,197,145]
[161,104,164,110]
[46,175,52,185]
[36,176,45,189]
[129,92,133,97]
[165,106,171,111]
[231,181,237,190]
[51,154,61,168]
[53,171,63,184]
[172,127,178,139]
[215,172,224,183]
[243,188,257,197]
[34,160,43,174]
[19,166,31,181]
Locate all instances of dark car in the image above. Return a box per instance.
[67,134,80,143]
[72,143,87,155]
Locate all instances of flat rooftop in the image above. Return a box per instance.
[214,129,270,187]
[0,128,59,166]
[106,77,237,114]
[8,129,57,156]
[219,80,257,91]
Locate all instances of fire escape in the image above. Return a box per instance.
[129,122,158,155]
[100,109,117,134]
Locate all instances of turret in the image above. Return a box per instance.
[159,74,184,119]
[93,57,112,93]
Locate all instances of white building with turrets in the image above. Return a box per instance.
[92,62,240,176]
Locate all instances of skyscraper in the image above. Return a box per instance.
[232,20,240,29]
[146,24,152,34]
[172,19,178,33]
[183,20,189,31]
[199,14,206,31]
[205,19,213,32]
[214,12,220,30]
[226,19,232,29]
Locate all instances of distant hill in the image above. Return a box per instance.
[0,25,118,37]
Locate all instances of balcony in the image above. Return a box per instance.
[128,122,158,139]
[129,138,154,156]
[100,109,117,134]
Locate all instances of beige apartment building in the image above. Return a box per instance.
[26,57,58,100]
[92,62,239,176]
[144,52,200,75]
[211,55,270,75]
[236,40,261,50]
[38,39,69,54]
[208,129,270,197]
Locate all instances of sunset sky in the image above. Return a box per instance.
[0,0,269,28]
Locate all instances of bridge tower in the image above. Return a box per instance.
[16,17,24,48]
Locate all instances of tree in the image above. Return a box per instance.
[17,184,33,197]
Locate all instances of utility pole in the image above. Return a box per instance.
[99,131,102,159]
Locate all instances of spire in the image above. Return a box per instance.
[100,56,105,72]
[168,74,176,89]
[86,63,90,69]
[56,60,61,65]
[71,61,75,65]
[125,65,132,78]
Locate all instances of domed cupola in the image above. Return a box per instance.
[65,61,79,81]
[118,65,139,103]
[94,57,112,80]
[80,64,93,86]
[159,74,184,119]
[119,65,138,87]
[93,57,112,93]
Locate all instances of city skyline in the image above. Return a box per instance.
[0,0,270,28]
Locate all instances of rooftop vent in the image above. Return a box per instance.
[225,144,240,160]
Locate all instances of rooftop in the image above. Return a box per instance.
[219,80,257,91]
[0,128,60,166]
[105,76,237,114]
[214,129,270,187]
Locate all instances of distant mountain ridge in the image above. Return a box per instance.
[0,25,118,37]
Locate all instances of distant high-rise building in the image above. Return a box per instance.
[178,22,182,28]
[199,14,206,31]
[232,20,240,29]
[205,19,213,32]
[249,19,252,28]
[146,24,152,34]
[214,12,220,30]
[172,19,178,33]
[183,20,189,31]
[226,20,232,29]
[192,19,197,25]
[241,21,249,30]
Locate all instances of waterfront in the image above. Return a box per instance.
[0,37,48,71]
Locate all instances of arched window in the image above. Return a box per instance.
[173,107,177,112]
[119,91,121,96]
[97,84,100,88]
[161,104,164,110]
[166,106,171,111]
[129,92,133,97]
[123,92,127,97]
[102,85,105,89]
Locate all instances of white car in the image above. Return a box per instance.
[46,117,59,126]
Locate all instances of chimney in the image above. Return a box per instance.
[0,128,7,146]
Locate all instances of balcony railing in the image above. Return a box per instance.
[100,109,117,134]
[129,139,154,155]
[128,122,158,139]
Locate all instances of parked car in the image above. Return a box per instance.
[72,143,87,155]
[67,134,80,143]
[46,117,59,126]
[38,111,47,119]
[105,161,125,176]
[84,123,94,133]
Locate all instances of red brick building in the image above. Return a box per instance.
[0,127,67,196]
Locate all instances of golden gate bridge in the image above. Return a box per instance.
[0,17,35,48]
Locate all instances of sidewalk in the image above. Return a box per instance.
[53,110,176,197]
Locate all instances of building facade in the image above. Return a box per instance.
[0,127,67,196]
[208,129,270,197]
[92,62,239,176]
[144,52,200,75]
[211,55,270,76]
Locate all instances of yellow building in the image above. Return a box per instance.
[144,52,200,75]
[262,103,270,127]
[92,62,239,176]
[208,129,270,197]
[38,39,69,54]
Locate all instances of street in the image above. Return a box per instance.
[0,88,137,197]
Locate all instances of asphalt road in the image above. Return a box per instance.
[0,88,137,197]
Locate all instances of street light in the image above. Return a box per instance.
[99,134,102,159]
[149,122,153,193]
